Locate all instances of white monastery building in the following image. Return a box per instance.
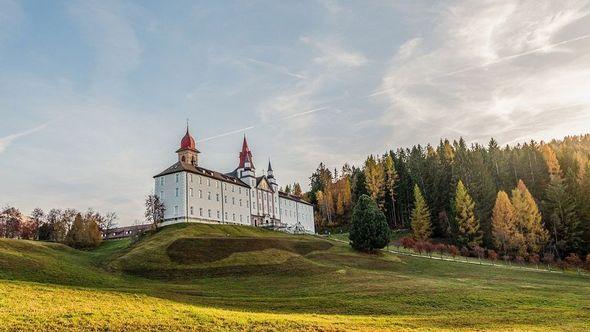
[153,127,315,234]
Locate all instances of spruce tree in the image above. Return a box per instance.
[454,180,481,248]
[349,195,390,252]
[410,184,432,241]
[543,178,583,258]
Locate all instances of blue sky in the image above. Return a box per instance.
[1,0,590,224]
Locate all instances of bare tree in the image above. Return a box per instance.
[30,208,45,240]
[145,194,165,228]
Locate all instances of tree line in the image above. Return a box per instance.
[308,134,590,262]
[0,206,118,249]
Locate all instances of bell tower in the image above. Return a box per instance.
[176,125,200,165]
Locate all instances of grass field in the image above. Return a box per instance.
[1,223,589,331]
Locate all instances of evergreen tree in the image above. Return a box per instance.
[543,178,583,258]
[349,195,390,252]
[410,185,432,241]
[453,180,481,248]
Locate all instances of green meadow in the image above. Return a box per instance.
[0,223,589,331]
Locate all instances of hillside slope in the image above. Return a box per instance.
[1,223,589,331]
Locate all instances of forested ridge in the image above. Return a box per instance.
[307,134,590,260]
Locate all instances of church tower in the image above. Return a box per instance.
[237,135,256,186]
[267,159,278,192]
[176,125,200,165]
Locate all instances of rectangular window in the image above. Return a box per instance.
[225,212,228,220]
[176,174,179,183]
[160,191,164,200]
[216,193,220,201]
[232,197,235,205]
[208,209,211,217]
[174,206,179,215]
[217,211,220,219]
[199,176,202,184]
[160,177,164,186]
[189,188,193,197]
[232,213,235,221]
[190,174,193,182]
[239,199,242,206]
[216,181,219,188]
[190,206,194,215]
[224,196,227,203]
[199,208,203,216]
[208,192,211,200]
[207,178,210,186]
[199,190,202,198]
[240,215,243,222]
[232,185,235,192]
[239,188,242,194]
[175,188,179,197]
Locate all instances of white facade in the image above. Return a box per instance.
[154,129,315,233]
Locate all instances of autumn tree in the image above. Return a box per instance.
[383,153,399,226]
[453,180,481,248]
[410,185,432,241]
[65,213,102,249]
[491,191,521,255]
[364,155,385,208]
[511,180,548,256]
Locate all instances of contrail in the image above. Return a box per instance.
[0,121,52,154]
[369,32,590,97]
[197,107,332,143]
[197,126,255,143]
[242,57,308,80]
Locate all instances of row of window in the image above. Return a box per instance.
[159,174,247,196]
[174,205,250,223]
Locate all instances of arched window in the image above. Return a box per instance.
[181,156,186,162]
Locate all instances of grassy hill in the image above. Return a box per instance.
[1,223,589,331]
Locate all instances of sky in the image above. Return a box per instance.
[1,0,590,225]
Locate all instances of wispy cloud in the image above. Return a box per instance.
[241,57,308,80]
[373,1,590,146]
[0,121,51,154]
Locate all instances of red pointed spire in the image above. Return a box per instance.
[238,135,254,169]
[180,124,196,150]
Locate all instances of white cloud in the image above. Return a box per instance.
[374,0,590,146]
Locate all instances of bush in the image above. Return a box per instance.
[399,236,415,250]
[349,195,390,252]
[447,245,459,259]
[65,213,102,249]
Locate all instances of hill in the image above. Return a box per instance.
[1,223,590,331]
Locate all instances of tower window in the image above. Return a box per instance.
[175,188,179,197]
[176,174,179,183]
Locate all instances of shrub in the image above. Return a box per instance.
[399,236,415,250]
[565,253,582,274]
[529,253,540,268]
[447,245,459,260]
[487,249,498,263]
[460,246,470,257]
[349,195,390,252]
